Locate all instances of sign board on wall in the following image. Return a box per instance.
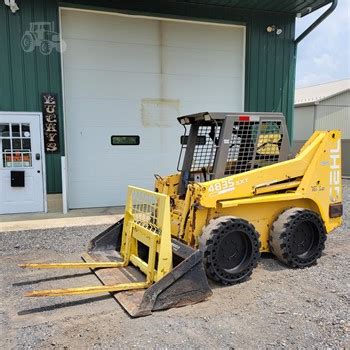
[41,93,59,153]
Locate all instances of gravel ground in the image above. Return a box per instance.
[1,181,349,349]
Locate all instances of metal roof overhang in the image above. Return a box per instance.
[178,0,332,17]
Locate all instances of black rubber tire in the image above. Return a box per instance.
[269,208,327,268]
[199,216,260,285]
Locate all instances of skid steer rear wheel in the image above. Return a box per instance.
[199,216,260,285]
[269,208,327,268]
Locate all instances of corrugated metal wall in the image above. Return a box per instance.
[342,140,350,177]
[245,13,296,132]
[294,91,350,140]
[316,91,350,176]
[294,105,315,140]
[293,90,350,176]
[1,0,296,193]
[319,90,350,106]
[316,91,350,138]
[0,0,63,193]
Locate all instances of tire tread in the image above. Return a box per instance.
[269,208,326,268]
[199,216,260,285]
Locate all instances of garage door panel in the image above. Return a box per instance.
[66,136,162,171]
[67,125,163,145]
[67,139,180,181]
[162,47,243,77]
[162,75,243,100]
[62,10,244,208]
[64,99,145,128]
[67,128,169,157]
[69,167,157,190]
[69,164,159,184]
[67,142,174,165]
[63,39,160,73]
[64,69,160,100]
[61,11,159,45]
[68,164,159,184]
[179,100,243,116]
[162,21,244,51]
[69,182,123,208]
[66,98,180,131]
[181,94,243,109]
[69,181,153,208]
[66,138,162,161]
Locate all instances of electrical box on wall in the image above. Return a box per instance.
[11,171,25,187]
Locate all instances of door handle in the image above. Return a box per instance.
[35,153,41,160]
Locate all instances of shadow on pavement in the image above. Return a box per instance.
[17,294,112,315]
[13,272,93,286]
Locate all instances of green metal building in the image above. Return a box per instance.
[0,0,335,212]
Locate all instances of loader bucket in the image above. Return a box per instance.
[20,186,212,317]
[83,221,211,317]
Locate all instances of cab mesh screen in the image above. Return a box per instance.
[224,120,282,175]
[191,125,221,173]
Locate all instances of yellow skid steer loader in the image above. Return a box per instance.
[20,112,343,317]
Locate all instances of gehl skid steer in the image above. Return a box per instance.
[20,112,343,317]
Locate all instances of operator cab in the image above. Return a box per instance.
[177,112,291,194]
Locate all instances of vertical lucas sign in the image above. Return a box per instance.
[42,93,59,152]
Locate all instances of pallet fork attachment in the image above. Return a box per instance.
[20,186,212,317]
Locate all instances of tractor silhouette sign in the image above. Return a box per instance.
[21,22,66,55]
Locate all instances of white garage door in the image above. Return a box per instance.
[61,9,245,208]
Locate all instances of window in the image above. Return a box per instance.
[0,124,10,137]
[1,123,32,168]
[111,135,140,146]
[180,135,207,145]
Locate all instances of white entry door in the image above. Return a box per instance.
[0,112,46,214]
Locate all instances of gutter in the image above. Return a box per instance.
[295,0,337,44]
[295,88,350,107]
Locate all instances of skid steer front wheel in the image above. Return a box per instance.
[269,208,327,268]
[199,216,260,285]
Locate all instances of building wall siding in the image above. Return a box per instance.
[245,13,296,134]
[293,105,315,140]
[316,91,350,139]
[319,90,350,106]
[294,91,350,140]
[293,90,350,176]
[1,0,296,193]
[0,0,64,193]
[342,140,350,177]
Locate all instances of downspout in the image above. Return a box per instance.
[295,0,338,44]
[289,0,337,141]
